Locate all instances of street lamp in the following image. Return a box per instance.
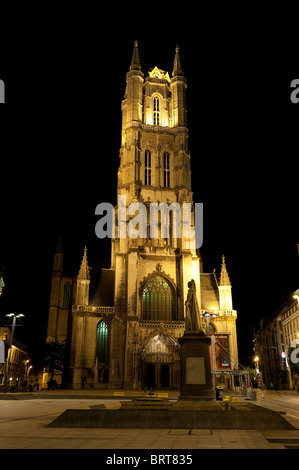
[3,313,24,394]
[293,289,299,303]
[254,355,263,387]
[254,355,260,372]
[201,311,218,335]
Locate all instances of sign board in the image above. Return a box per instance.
[186,357,206,385]
[0,340,5,363]
[211,334,231,370]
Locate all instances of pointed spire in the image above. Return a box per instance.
[55,235,63,254]
[219,255,231,287]
[78,246,90,280]
[172,45,184,77]
[130,40,141,71]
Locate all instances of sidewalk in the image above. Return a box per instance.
[1,388,298,402]
[0,389,181,400]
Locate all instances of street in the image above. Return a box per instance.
[0,390,298,450]
[254,390,299,429]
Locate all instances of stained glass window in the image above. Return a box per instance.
[96,321,108,363]
[142,276,174,321]
[63,282,72,308]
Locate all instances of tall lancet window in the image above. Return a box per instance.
[142,276,174,321]
[163,152,170,188]
[145,150,152,186]
[63,282,72,308]
[96,321,108,363]
[153,97,160,125]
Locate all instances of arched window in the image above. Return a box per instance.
[63,282,72,308]
[153,97,160,125]
[145,150,152,186]
[163,152,170,188]
[142,276,174,321]
[96,321,108,363]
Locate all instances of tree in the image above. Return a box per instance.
[43,340,65,381]
[244,367,257,387]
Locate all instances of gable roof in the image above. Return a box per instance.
[200,272,220,311]
[89,268,115,307]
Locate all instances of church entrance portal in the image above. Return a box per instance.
[146,364,156,388]
[161,364,170,388]
[141,334,180,389]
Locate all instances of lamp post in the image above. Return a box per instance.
[201,311,218,335]
[3,313,24,394]
[254,355,262,387]
[254,355,260,373]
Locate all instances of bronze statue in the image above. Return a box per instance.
[185,280,203,332]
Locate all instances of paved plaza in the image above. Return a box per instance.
[0,390,298,450]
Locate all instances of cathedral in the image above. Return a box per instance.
[45,41,239,390]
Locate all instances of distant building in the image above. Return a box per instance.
[0,327,29,389]
[44,42,239,390]
[255,292,299,390]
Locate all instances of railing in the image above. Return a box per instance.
[139,321,185,329]
[72,306,114,315]
[220,310,237,317]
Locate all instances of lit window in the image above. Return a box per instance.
[163,152,170,188]
[96,321,108,363]
[153,97,160,125]
[145,150,152,186]
[142,276,174,321]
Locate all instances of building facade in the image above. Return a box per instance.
[45,42,239,390]
[0,327,29,390]
[255,292,299,390]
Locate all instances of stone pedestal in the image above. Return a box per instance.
[178,331,214,401]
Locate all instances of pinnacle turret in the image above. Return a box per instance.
[219,255,231,287]
[78,246,90,280]
[172,45,184,77]
[130,40,141,71]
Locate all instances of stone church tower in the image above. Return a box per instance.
[45,41,239,390]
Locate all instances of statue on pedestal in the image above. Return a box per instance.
[185,280,203,333]
[0,267,5,297]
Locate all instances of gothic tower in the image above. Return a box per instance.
[47,237,70,344]
[109,41,202,389]
[55,41,239,391]
[44,237,73,387]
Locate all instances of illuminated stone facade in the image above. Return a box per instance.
[45,42,239,390]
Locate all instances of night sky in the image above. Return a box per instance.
[0,37,298,369]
